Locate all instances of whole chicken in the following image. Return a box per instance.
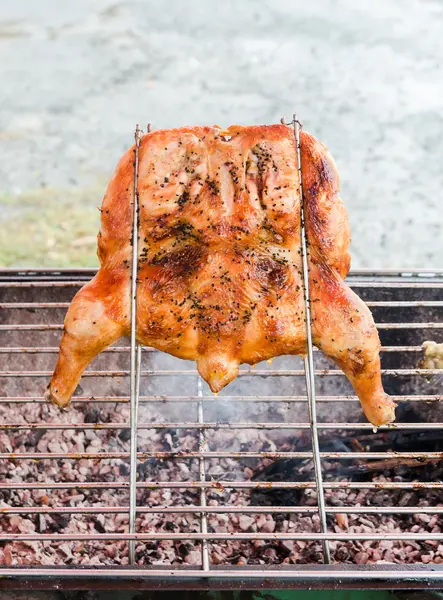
[45,124,395,426]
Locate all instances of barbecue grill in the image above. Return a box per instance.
[0,267,442,591]
[1,122,443,592]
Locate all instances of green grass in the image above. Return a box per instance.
[0,185,105,267]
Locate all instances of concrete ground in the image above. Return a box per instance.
[0,4,441,595]
[0,0,442,268]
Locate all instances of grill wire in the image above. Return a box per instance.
[0,268,442,583]
[0,119,442,585]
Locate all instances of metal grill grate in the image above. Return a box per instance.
[0,268,442,587]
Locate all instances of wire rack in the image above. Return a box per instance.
[0,122,442,588]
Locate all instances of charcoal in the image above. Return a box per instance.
[84,406,102,424]
[118,429,131,443]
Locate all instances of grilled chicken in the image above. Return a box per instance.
[45,124,395,426]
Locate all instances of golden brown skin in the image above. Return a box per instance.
[45,124,395,426]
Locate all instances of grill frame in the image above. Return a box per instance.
[0,267,442,590]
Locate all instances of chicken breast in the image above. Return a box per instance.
[45,124,395,426]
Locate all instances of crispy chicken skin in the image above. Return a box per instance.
[45,124,395,426]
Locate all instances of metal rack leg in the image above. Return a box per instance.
[197,377,210,571]
[129,344,141,564]
[293,114,331,564]
[304,355,331,563]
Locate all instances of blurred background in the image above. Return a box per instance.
[0,0,442,269]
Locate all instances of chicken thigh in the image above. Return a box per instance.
[45,124,395,426]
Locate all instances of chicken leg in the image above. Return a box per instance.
[45,268,129,407]
[310,263,395,426]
